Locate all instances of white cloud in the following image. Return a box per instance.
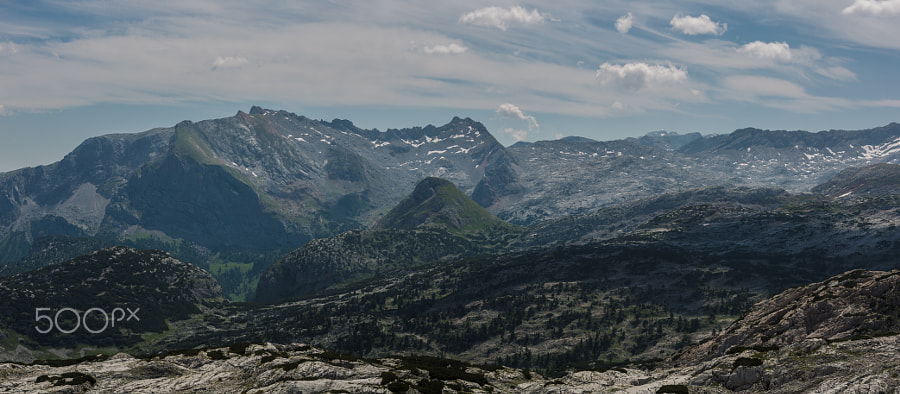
[0,0,884,129]
[595,62,687,90]
[670,14,727,35]
[818,66,857,81]
[615,12,633,34]
[502,128,528,142]
[659,40,855,82]
[737,41,792,61]
[724,75,806,98]
[842,0,900,15]
[459,6,545,31]
[497,103,539,130]
[0,41,18,55]
[774,0,900,50]
[422,43,468,55]
[721,75,851,113]
[211,56,248,70]
[0,16,616,118]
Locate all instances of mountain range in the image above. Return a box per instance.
[2,107,899,300]
[1,108,900,392]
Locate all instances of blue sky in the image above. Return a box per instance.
[1,0,899,172]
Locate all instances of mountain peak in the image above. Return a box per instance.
[375,177,508,232]
[446,116,486,133]
[628,130,703,151]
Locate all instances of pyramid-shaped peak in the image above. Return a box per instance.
[374,177,509,232]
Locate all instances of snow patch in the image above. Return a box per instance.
[401,139,426,148]
[861,137,900,159]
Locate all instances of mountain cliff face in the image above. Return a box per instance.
[0,128,172,259]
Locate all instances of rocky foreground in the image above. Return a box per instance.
[1,335,899,393]
[2,269,899,393]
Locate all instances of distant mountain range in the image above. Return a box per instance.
[1,107,899,300]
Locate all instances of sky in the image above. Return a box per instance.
[1,0,899,172]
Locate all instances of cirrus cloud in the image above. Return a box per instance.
[842,0,900,15]
[458,6,545,31]
[595,62,688,91]
[721,75,853,113]
[670,14,727,35]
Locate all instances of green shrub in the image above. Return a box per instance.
[34,372,97,387]
[399,355,487,385]
[206,350,228,360]
[657,384,689,394]
[381,371,398,385]
[228,342,253,355]
[279,361,306,371]
[415,379,445,394]
[726,345,779,354]
[733,357,763,369]
[387,380,410,392]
